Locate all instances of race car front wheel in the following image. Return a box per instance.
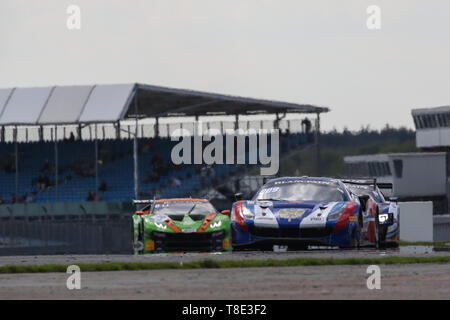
[375,209,388,249]
[349,212,362,249]
[132,221,145,254]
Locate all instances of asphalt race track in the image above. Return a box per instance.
[0,246,450,299]
[2,263,450,300]
[0,246,448,266]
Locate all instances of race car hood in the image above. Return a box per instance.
[242,200,349,228]
[144,212,227,233]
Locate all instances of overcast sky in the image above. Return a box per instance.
[1,0,449,131]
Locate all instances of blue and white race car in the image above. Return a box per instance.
[231,177,363,249]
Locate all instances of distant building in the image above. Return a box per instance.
[344,106,450,215]
[345,152,446,198]
[411,106,450,150]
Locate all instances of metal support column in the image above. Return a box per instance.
[95,124,99,196]
[14,127,18,197]
[133,94,139,200]
[315,113,321,176]
[155,117,159,138]
[54,126,59,201]
[274,113,280,130]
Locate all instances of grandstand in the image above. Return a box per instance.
[0,83,328,205]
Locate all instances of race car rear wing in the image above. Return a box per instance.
[133,199,155,205]
[133,199,155,214]
[341,179,393,190]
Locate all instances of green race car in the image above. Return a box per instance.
[132,198,231,254]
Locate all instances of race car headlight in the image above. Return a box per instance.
[241,205,255,220]
[327,206,345,221]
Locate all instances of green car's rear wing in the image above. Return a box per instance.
[133,199,155,211]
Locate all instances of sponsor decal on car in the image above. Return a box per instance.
[145,240,155,251]
[210,221,222,228]
[278,209,306,222]
[182,228,197,233]
[155,222,167,230]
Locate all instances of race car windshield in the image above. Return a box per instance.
[152,201,217,215]
[346,186,385,203]
[254,182,348,202]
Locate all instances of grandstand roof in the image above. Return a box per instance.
[0,83,329,126]
[411,105,450,115]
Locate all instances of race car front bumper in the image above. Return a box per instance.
[232,222,355,248]
[147,230,229,252]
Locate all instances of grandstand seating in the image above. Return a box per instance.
[0,133,306,203]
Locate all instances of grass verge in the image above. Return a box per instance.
[1,256,450,274]
[399,241,450,247]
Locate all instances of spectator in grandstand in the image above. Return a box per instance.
[74,162,95,178]
[86,191,95,202]
[10,194,17,204]
[200,165,208,187]
[143,171,152,183]
[142,139,154,154]
[169,176,181,188]
[41,159,51,174]
[94,192,102,202]
[34,174,50,192]
[98,180,107,192]
[25,192,36,203]
[152,188,162,199]
[0,154,15,173]
[151,152,161,166]
[302,117,314,143]
[160,162,170,176]
[149,170,160,183]
[42,175,51,190]
[302,118,312,133]
[207,165,216,180]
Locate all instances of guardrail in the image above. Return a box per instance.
[434,214,450,241]
[0,201,134,255]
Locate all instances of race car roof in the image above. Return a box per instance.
[0,83,329,126]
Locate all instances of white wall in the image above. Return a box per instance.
[391,154,447,197]
[399,201,433,242]
[416,128,450,148]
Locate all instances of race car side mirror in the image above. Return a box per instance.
[359,195,370,202]
[221,210,231,216]
[234,193,243,201]
[135,211,146,216]
[358,195,369,212]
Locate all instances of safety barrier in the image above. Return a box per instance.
[0,201,134,255]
